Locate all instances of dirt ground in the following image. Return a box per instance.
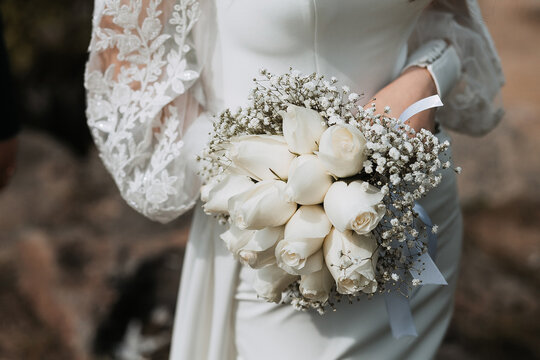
[0,1,539,359]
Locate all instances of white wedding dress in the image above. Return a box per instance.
[85,1,504,359]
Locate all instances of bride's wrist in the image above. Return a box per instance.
[400,66,438,99]
[398,67,438,132]
[366,66,438,132]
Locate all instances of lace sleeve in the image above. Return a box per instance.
[85,0,211,223]
[409,0,505,136]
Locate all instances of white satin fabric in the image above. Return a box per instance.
[171,1,463,359]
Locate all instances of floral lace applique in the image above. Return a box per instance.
[85,0,201,222]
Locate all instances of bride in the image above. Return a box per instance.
[85,0,504,359]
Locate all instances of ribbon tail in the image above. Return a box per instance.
[385,291,418,338]
[398,95,443,123]
[413,203,437,258]
[410,203,447,285]
[409,252,447,286]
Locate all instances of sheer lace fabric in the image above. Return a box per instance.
[85,0,207,223]
[410,0,505,135]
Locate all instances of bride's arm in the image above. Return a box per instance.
[368,0,504,136]
[366,66,439,133]
[85,0,210,223]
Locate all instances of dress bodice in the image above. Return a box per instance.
[207,0,431,111]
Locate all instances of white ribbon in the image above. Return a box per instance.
[397,94,443,123]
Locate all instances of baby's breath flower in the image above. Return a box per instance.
[348,92,359,102]
[390,174,401,185]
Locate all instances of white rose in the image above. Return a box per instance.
[280,104,327,154]
[275,205,332,275]
[220,225,255,255]
[324,181,386,235]
[299,265,334,303]
[200,179,217,203]
[228,135,295,181]
[202,174,254,215]
[228,180,297,230]
[323,228,378,295]
[237,226,284,269]
[317,124,367,177]
[285,155,334,205]
[253,264,299,303]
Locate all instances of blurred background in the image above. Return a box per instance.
[0,0,538,359]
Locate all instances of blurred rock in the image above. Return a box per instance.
[16,231,86,360]
[93,250,184,359]
[452,105,540,206]
[0,131,191,359]
[438,205,540,360]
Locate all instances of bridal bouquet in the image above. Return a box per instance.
[199,69,452,313]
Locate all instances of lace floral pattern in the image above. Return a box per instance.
[85,0,201,222]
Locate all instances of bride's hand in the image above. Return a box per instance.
[365,66,438,133]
